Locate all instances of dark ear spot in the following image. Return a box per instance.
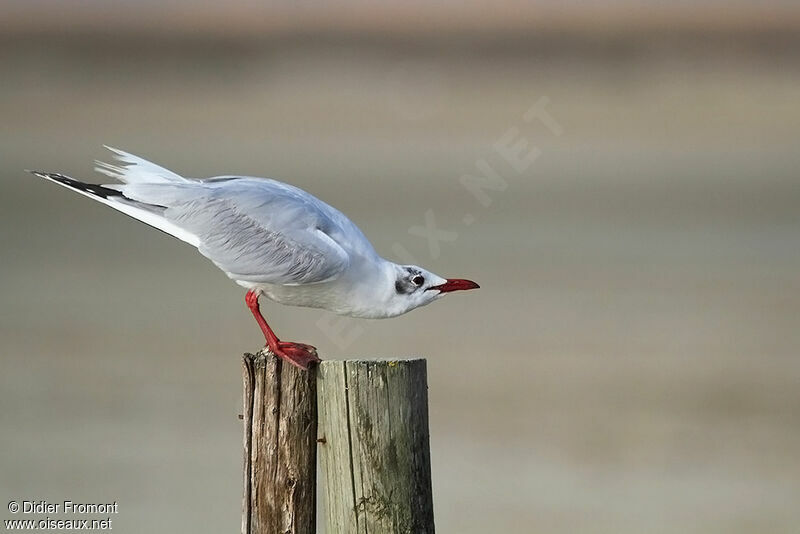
[396,277,417,295]
[396,267,423,294]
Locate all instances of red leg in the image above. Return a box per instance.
[245,290,320,370]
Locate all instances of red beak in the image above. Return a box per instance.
[430,278,480,293]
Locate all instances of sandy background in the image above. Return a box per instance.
[1,2,799,532]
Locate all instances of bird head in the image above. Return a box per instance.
[381,264,479,317]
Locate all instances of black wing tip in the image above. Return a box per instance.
[28,170,122,199]
[27,170,71,180]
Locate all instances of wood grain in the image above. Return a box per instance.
[318,359,434,534]
[242,349,317,534]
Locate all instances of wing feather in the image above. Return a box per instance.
[120,179,351,285]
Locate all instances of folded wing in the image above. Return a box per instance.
[120,178,351,285]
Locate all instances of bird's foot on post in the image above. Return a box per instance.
[271,341,320,370]
[245,289,321,370]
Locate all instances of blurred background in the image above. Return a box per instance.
[2,1,799,532]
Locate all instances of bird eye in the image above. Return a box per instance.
[412,275,425,286]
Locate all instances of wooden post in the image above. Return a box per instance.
[317,359,435,534]
[241,349,317,534]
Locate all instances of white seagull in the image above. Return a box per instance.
[30,147,479,369]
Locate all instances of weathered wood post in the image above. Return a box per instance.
[317,359,435,534]
[241,349,317,534]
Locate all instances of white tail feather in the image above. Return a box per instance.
[94,146,188,184]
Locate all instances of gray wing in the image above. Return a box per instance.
[120,178,355,285]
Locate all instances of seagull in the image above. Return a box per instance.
[29,147,479,369]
